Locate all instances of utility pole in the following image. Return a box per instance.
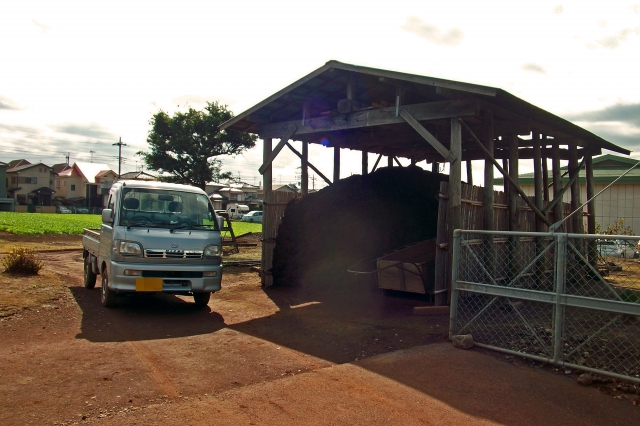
[89,151,95,163]
[65,152,70,165]
[112,137,127,178]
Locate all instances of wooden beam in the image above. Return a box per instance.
[259,125,296,175]
[259,99,479,139]
[371,154,382,173]
[466,160,473,186]
[459,119,552,226]
[400,110,456,162]
[394,157,402,167]
[387,155,393,167]
[285,142,332,186]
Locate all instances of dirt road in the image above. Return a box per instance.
[0,245,639,425]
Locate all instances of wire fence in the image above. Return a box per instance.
[450,230,640,383]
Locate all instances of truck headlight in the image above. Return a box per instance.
[118,241,143,256]
[203,244,222,258]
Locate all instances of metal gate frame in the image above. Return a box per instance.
[450,229,640,383]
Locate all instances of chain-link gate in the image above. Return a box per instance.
[450,229,640,383]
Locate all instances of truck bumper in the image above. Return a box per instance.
[107,261,222,294]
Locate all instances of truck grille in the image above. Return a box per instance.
[145,249,203,259]
[142,271,203,278]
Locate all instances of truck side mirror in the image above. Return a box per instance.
[217,216,225,230]
[102,209,113,224]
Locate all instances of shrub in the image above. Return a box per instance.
[2,246,43,275]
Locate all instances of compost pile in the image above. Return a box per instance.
[271,166,447,287]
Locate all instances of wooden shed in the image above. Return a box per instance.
[220,60,630,304]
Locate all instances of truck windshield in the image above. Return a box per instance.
[119,188,218,230]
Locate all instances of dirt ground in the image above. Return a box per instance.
[0,233,639,425]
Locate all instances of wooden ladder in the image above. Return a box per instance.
[218,212,239,254]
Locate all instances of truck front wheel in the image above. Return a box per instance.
[193,292,211,307]
[101,268,117,308]
[84,255,97,289]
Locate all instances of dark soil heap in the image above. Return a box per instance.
[271,166,447,287]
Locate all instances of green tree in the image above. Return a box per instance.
[137,101,256,190]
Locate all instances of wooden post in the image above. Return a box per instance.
[568,144,583,235]
[586,155,597,267]
[301,141,308,195]
[362,151,369,175]
[502,157,509,195]
[263,138,272,193]
[466,160,473,186]
[532,131,544,286]
[552,143,563,230]
[432,162,439,173]
[508,135,520,280]
[388,155,393,168]
[333,147,340,183]
[445,117,462,306]
[533,131,544,231]
[542,137,550,204]
[483,113,495,282]
[261,137,273,287]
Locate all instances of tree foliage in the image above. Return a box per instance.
[137,102,256,189]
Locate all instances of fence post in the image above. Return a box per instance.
[449,229,462,339]
[553,233,567,363]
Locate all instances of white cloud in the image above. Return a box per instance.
[31,19,50,33]
[521,63,546,74]
[401,16,464,46]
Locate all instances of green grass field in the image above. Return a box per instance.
[0,212,262,235]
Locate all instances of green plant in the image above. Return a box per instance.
[595,218,634,236]
[2,246,44,275]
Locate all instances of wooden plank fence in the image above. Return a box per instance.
[435,181,573,305]
[261,190,298,287]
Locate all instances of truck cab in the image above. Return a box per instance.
[83,180,224,307]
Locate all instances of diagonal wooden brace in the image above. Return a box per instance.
[400,110,456,163]
[259,124,297,175]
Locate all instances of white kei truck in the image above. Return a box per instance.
[82,180,225,308]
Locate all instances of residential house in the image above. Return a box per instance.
[498,154,640,235]
[257,183,298,200]
[119,171,157,181]
[209,182,263,211]
[6,162,57,207]
[55,162,117,208]
[0,161,13,211]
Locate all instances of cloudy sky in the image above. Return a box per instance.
[2,0,640,188]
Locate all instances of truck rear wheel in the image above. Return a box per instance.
[101,268,117,308]
[193,292,211,307]
[84,255,97,289]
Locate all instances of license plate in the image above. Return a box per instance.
[135,278,163,292]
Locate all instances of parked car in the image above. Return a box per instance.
[242,211,263,223]
[57,206,72,214]
[597,240,624,258]
[615,239,638,258]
